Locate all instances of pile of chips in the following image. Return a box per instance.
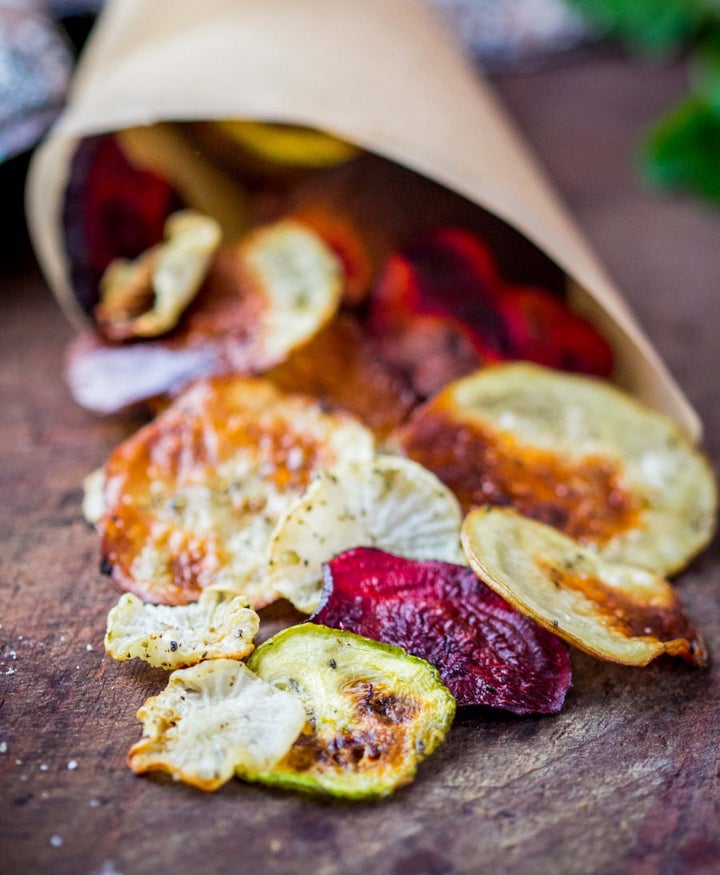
[69,122,716,799]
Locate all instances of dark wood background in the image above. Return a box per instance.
[2,50,719,875]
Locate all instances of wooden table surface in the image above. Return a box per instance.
[2,52,720,875]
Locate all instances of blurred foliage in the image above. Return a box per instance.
[569,0,720,206]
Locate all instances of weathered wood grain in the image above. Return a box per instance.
[2,54,719,875]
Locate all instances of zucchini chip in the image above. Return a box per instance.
[128,659,306,791]
[245,624,456,799]
[393,363,717,576]
[462,507,706,667]
[97,376,374,606]
[268,455,465,614]
[313,548,571,714]
[105,590,259,669]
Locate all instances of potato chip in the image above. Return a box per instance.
[105,589,259,669]
[268,455,465,614]
[128,659,306,791]
[97,376,374,606]
[313,548,572,714]
[393,363,717,576]
[462,507,706,667]
[245,624,455,799]
[96,211,222,342]
[66,220,343,414]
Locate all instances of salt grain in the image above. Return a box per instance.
[40,764,49,771]
[86,644,93,652]
[89,798,100,808]
[67,760,78,770]
[0,742,7,753]
[50,835,63,848]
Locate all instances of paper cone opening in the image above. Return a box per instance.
[26,0,700,439]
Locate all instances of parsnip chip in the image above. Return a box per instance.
[462,507,706,667]
[105,590,259,669]
[393,363,717,576]
[67,220,343,414]
[245,624,455,799]
[97,376,374,606]
[96,211,222,342]
[268,455,465,613]
[128,659,306,791]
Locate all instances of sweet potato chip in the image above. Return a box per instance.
[268,455,465,613]
[105,589,259,669]
[312,548,571,713]
[128,658,306,791]
[245,624,455,799]
[393,364,717,576]
[66,220,343,414]
[97,376,374,606]
[462,507,706,667]
[267,315,416,438]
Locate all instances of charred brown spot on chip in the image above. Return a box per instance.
[539,560,704,655]
[395,410,641,547]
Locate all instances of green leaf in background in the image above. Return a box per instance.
[689,28,720,110]
[568,0,706,52]
[642,97,720,202]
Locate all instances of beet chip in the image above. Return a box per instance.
[312,547,572,714]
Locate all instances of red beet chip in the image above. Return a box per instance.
[312,548,572,715]
[368,228,508,357]
[496,286,614,378]
[63,134,181,313]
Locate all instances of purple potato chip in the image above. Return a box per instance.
[312,547,572,714]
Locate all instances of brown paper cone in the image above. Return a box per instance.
[26,0,700,438]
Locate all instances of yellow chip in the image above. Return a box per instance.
[104,590,259,669]
[393,363,717,576]
[268,454,465,613]
[212,120,359,170]
[462,506,706,667]
[128,659,307,791]
[97,376,374,607]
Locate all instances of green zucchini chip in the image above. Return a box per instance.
[245,624,456,799]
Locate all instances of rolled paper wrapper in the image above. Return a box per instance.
[26,0,700,439]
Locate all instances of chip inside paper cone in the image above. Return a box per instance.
[393,364,716,577]
[128,658,307,791]
[267,315,416,438]
[461,507,706,667]
[97,376,374,606]
[66,219,343,414]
